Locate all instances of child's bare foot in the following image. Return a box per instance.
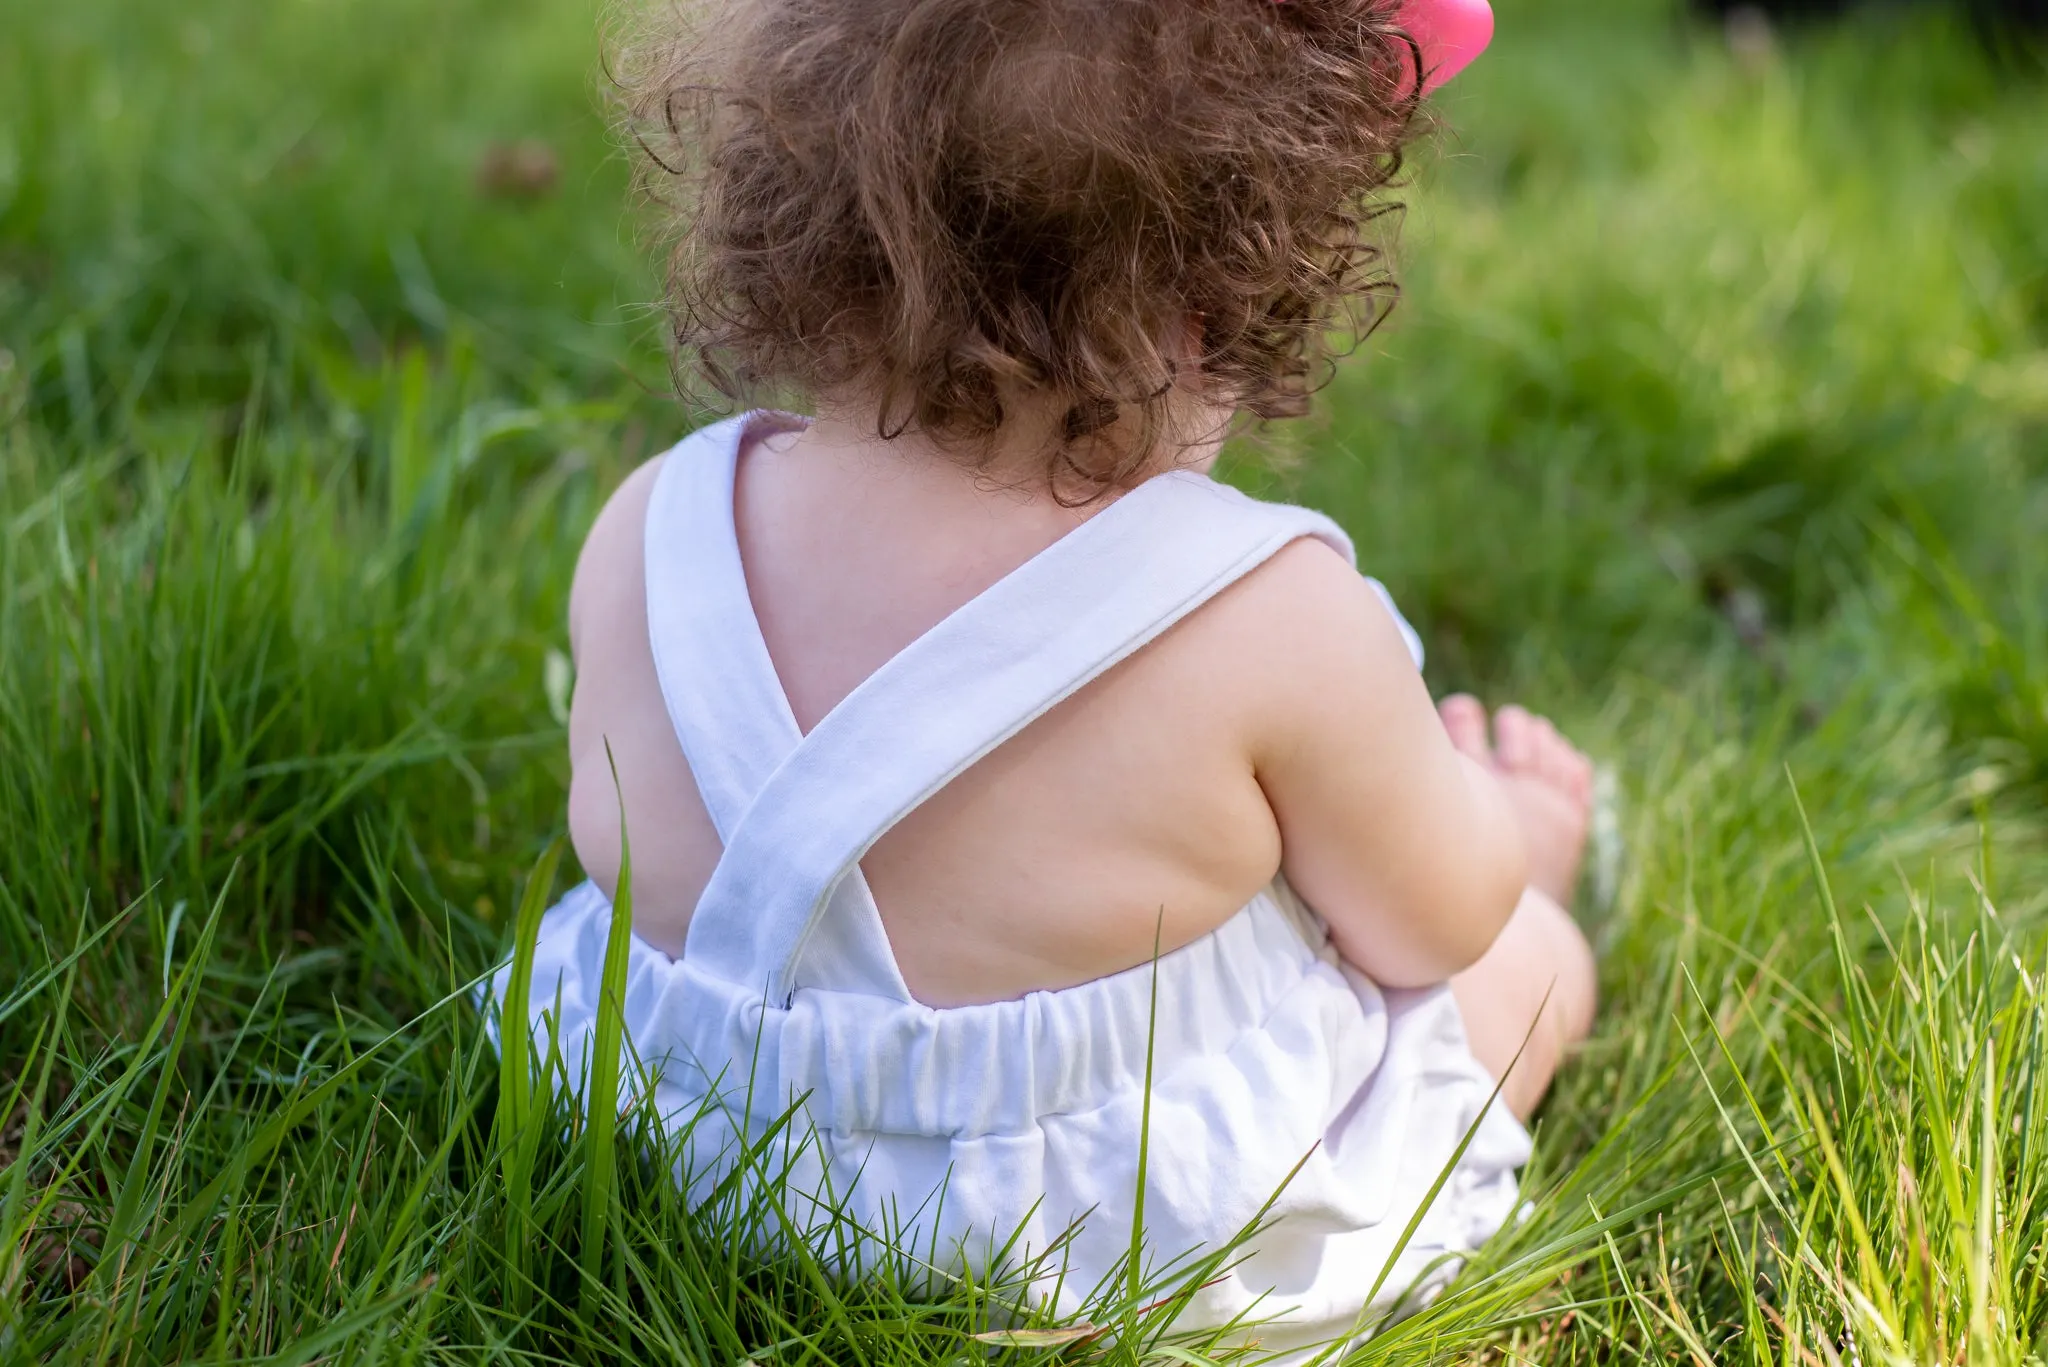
[1438,695,1594,906]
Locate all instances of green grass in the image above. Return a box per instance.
[3,0,2047,1358]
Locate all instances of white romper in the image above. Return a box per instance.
[496,411,1532,1351]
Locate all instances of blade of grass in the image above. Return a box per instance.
[494,835,562,1309]
[581,743,636,1322]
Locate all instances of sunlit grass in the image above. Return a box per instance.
[1,0,2044,1359]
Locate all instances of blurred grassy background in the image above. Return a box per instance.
[2,0,2046,1360]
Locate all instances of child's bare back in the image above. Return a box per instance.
[567,403,1593,1104]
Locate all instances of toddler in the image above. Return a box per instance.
[498,0,1597,1348]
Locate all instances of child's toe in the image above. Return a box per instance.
[1534,717,1577,789]
[1438,693,1492,761]
[1569,749,1596,806]
[1494,704,1534,769]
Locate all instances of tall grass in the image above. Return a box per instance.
[2,0,2045,1359]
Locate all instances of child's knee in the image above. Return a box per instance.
[1545,904,1598,1046]
[1511,887,1596,1048]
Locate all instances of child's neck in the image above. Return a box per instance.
[802,394,1227,501]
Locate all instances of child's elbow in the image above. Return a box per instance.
[1367,850,1526,989]
[1441,794,1531,964]
[1452,835,1530,966]
[1439,868,1526,977]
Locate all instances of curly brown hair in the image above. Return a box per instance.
[618,0,1423,493]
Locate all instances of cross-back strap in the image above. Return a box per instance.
[642,413,807,842]
[682,470,1359,1001]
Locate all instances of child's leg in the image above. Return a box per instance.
[1450,887,1595,1122]
[1437,694,1600,1121]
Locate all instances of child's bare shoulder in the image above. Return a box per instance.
[567,457,664,659]
[560,455,722,954]
[1185,533,1423,697]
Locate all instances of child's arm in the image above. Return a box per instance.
[560,458,727,959]
[1243,541,1528,988]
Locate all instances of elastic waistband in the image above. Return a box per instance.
[523,881,1346,1138]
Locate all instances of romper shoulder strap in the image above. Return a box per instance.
[643,411,912,1000]
[683,469,1369,1003]
[641,412,807,841]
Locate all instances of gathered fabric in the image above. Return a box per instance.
[490,411,1531,1352]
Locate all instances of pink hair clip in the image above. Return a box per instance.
[1269,0,1495,95]
[1398,0,1494,92]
